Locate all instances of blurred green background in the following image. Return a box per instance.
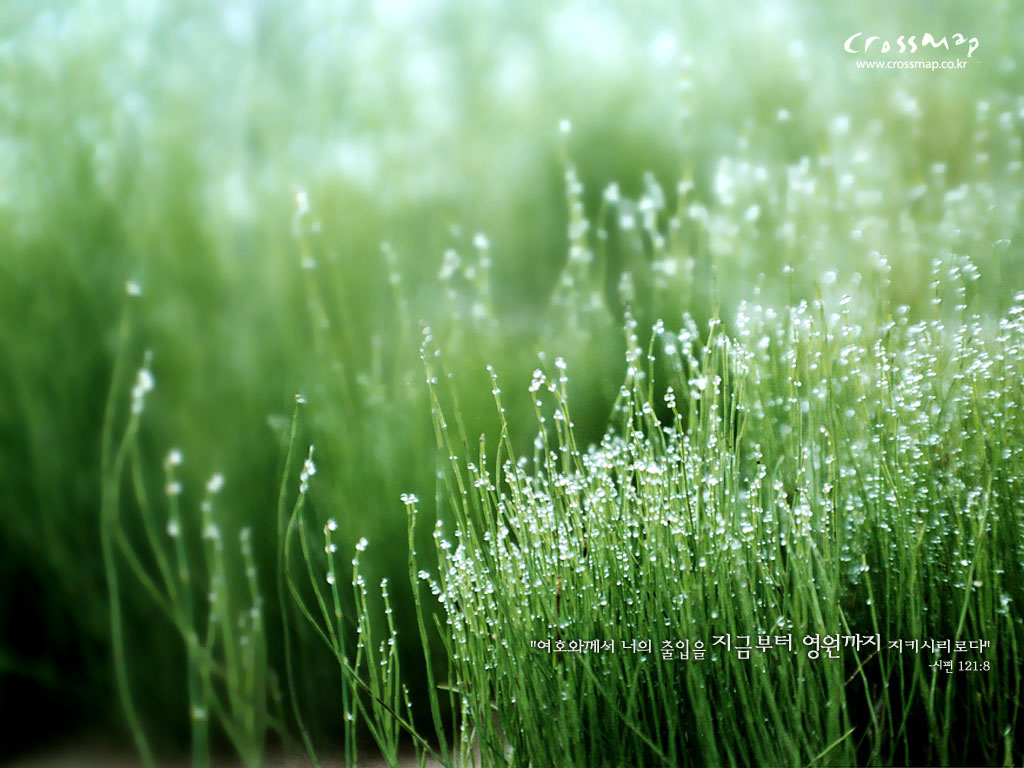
[1,0,1021,760]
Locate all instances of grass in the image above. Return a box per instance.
[403,294,1024,765]
[100,304,280,768]
[2,0,1024,765]
[95,165,1024,765]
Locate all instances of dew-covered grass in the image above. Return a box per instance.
[397,293,1024,766]
[3,0,1024,765]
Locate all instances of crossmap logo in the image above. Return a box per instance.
[843,32,980,58]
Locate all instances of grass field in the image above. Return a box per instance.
[1,0,1023,765]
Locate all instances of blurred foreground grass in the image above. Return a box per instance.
[1,0,1023,764]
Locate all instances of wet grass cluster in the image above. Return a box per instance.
[405,293,1024,766]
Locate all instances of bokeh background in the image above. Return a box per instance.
[1,0,1021,761]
